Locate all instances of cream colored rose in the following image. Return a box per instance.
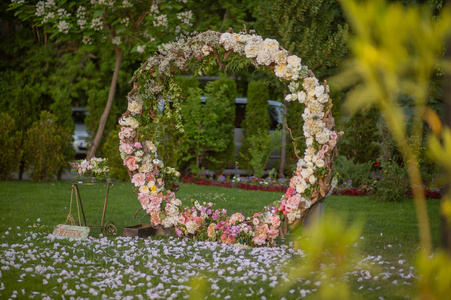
[287,55,301,70]
[316,159,325,168]
[296,184,305,194]
[139,185,150,194]
[245,43,259,58]
[309,175,317,185]
[262,38,279,52]
[128,101,142,115]
[274,50,288,65]
[237,34,247,43]
[297,91,306,103]
[256,51,273,66]
[275,64,287,78]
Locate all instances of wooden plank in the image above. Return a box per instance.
[53,224,90,240]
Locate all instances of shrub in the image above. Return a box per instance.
[335,155,373,187]
[204,75,236,177]
[0,113,21,180]
[370,161,409,202]
[239,80,271,172]
[181,81,235,175]
[338,107,380,165]
[24,111,70,181]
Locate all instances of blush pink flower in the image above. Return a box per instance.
[131,172,145,187]
[253,234,267,246]
[124,156,139,171]
[119,142,134,155]
[271,214,281,228]
[267,226,279,239]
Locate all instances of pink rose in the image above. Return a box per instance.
[253,218,260,226]
[134,142,142,149]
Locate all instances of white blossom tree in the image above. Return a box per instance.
[9,0,193,159]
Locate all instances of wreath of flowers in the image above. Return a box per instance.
[119,29,341,246]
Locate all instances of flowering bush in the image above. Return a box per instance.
[71,157,110,180]
[119,30,341,246]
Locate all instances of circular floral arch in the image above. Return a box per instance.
[119,30,341,246]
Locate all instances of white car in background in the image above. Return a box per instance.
[72,107,89,156]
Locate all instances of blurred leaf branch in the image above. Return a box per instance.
[335,0,451,254]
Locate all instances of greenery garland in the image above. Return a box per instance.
[119,29,342,246]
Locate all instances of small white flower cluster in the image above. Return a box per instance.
[82,35,93,45]
[122,0,132,8]
[11,0,25,3]
[57,8,70,18]
[42,11,54,23]
[57,20,70,34]
[111,36,122,45]
[137,45,146,54]
[177,11,193,26]
[120,17,130,27]
[91,17,103,31]
[219,32,304,81]
[35,1,45,16]
[153,14,168,28]
[76,6,87,30]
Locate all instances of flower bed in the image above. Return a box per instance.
[182,175,288,193]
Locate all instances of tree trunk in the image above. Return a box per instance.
[87,47,124,159]
[279,102,287,177]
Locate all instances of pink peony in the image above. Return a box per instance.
[134,142,142,149]
[253,234,267,246]
[146,172,156,183]
[267,226,279,239]
[138,193,150,207]
[131,172,146,187]
[124,156,139,171]
[119,142,134,155]
[271,214,281,227]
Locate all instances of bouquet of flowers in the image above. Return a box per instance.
[71,157,110,180]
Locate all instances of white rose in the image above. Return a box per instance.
[219,32,232,44]
[275,64,287,79]
[304,155,312,162]
[316,159,325,168]
[237,34,247,43]
[244,43,259,58]
[296,184,305,194]
[309,175,317,185]
[306,137,313,146]
[285,94,293,102]
[298,91,306,103]
[262,38,279,52]
[274,50,288,65]
[315,85,325,97]
[297,159,306,168]
[256,51,273,66]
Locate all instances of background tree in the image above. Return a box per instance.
[239,80,271,174]
[9,0,193,159]
[338,107,381,164]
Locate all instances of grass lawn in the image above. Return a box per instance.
[0,181,441,299]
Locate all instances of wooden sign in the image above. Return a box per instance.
[53,224,90,240]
